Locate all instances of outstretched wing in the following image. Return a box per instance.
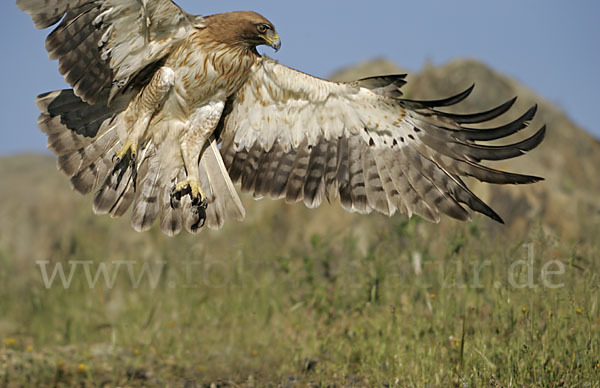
[218,58,545,223]
[17,0,205,104]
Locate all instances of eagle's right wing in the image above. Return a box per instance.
[218,57,545,223]
[17,0,205,104]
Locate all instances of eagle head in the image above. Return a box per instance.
[206,11,281,52]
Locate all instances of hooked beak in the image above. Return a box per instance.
[263,31,281,52]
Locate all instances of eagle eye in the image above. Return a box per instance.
[257,24,270,34]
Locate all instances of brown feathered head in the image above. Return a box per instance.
[205,11,281,52]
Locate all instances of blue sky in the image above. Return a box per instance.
[1,0,598,154]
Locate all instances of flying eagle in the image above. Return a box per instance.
[18,0,545,235]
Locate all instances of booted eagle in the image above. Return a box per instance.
[18,0,545,235]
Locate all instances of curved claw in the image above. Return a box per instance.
[191,206,207,231]
[169,179,205,211]
[110,142,138,190]
[191,195,208,213]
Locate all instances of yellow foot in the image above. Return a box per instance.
[170,179,207,211]
[111,140,139,189]
[113,140,138,163]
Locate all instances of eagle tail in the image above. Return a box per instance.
[37,89,245,235]
[36,88,166,233]
[37,89,127,197]
[199,139,246,230]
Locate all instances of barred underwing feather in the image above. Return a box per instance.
[46,3,99,61]
[269,148,297,199]
[333,136,351,206]
[253,144,282,198]
[402,146,470,222]
[405,145,474,215]
[130,154,162,232]
[303,137,328,208]
[361,141,390,215]
[18,0,204,104]
[285,139,311,204]
[17,0,92,29]
[398,146,442,222]
[322,138,339,201]
[346,136,368,213]
[372,148,404,216]
[240,142,263,192]
[385,149,438,222]
[228,148,248,183]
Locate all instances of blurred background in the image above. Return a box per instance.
[0,1,599,386]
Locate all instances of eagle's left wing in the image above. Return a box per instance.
[17,0,205,104]
[218,58,545,223]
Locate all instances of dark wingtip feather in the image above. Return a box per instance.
[511,174,545,184]
[459,104,538,141]
[481,206,504,224]
[523,125,546,151]
[439,96,518,124]
[401,84,475,109]
[494,214,505,224]
[461,124,547,161]
[525,175,545,183]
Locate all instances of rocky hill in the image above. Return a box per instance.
[1,58,598,263]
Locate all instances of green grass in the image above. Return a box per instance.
[1,210,599,387]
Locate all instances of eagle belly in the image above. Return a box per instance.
[120,33,256,233]
[149,31,256,150]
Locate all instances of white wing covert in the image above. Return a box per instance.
[219,58,545,223]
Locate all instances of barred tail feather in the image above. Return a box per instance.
[130,152,163,232]
[200,139,246,228]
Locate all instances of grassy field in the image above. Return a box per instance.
[1,196,599,387]
[2,56,600,386]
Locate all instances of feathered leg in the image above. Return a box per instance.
[170,101,226,223]
[112,66,175,188]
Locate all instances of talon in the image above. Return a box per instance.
[191,205,207,231]
[170,179,205,211]
[114,140,138,162]
[111,140,139,189]
[191,195,208,213]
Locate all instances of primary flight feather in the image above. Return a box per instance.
[18,0,545,235]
